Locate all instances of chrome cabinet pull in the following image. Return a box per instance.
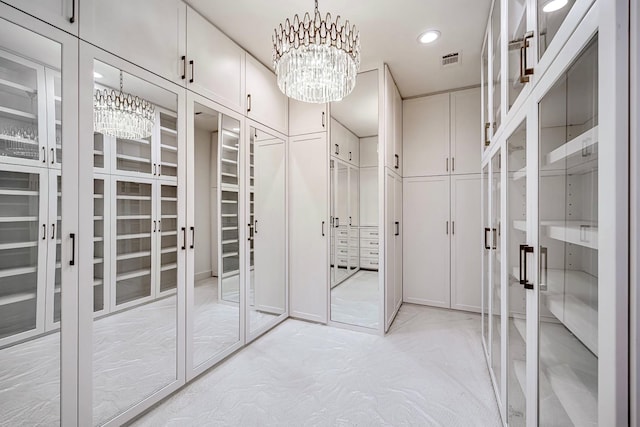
[540,246,548,291]
[484,227,491,249]
[484,123,491,146]
[492,228,497,249]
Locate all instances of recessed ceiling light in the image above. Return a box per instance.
[93,72,103,79]
[418,30,440,44]
[542,0,568,13]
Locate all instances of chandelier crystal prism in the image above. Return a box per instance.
[94,70,155,140]
[272,0,360,103]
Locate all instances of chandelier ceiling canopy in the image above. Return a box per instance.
[272,0,360,104]
[94,70,155,140]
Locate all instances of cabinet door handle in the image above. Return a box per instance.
[394,154,399,169]
[254,220,258,234]
[322,111,326,128]
[452,157,455,172]
[395,221,400,236]
[70,0,75,23]
[335,217,340,228]
[484,227,491,249]
[69,233,75,266]
[349,216,352,226]
[452,220,455,235]
[153,163,157,176]
[181,55,186,80]
[322,221,325,236]
[181,227,186,250]
[42,146,46,163]
[484,123,491,146]
[51,148,55,164]
[335,144,339,155]
[189,60,194,83]
[190,226,195,249]
[158,219,161,232]
[519,245,534,289]
[247,223,253,241]
[51,223,55,239]
[492,228,497,249]
[153,220,157,232]
[158,164,161,176]
[540,246,548,290]
[520,31,535,83]
[42,224,46,240]
[446,157,449,172]
[349,151,352,161]
[446,220,449,235]
[247,94,252,112]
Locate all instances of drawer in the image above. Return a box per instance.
[360,239,379,249]
[360,248,379,258]
[336,237,349,246]
[360,228,379,239]
[335,226,348,237]
[360,258,379,269]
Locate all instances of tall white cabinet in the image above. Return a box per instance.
[480,0,629,425]
[402,87,482,312]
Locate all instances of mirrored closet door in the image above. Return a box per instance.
[0,13,77,426]
[81,48,186,426]
[246,124,286,340]
[186,94,243,379]
[329,69,380,330]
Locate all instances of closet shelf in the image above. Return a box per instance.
[116,154,151,164]
[160,247,176,254]
[116,195,152,201]
[116,215,151,220]
[160,126,177,136]
[0,291,36,307]
[542,220,598,250]
[0,133,38,146]
[221,158,237,165]
[116,233,150,241]
[161,231,177,237]
[221,172,237,178]
[160,263,177,272]
[160,144,178,152]
[0,241,38,251]
[161,197,178,202]
[546,126,598,165]
[221,200,237,204]
[116,251,151,261]
[0,189,39,196]
[93,257,103,264]
[222,145,239,152]
[221,226,238,231]
[222,252,239,258]
[0,216,38,223]
[93,279,103,287]
[0,265,37,278]
[0,77,36,95]
[116,268,151,281]
[221,214,237,218]
[222,270,239,278]
[160,161,177,168]
[542,268,598,356]
[222,239,238,245]
[0,105,37,120]
[161,214,177,219]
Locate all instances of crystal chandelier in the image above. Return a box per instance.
[94,70,155,139]
[273,0,360,103]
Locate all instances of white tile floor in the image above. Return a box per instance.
[133,304,501,426]
[330,270,379,329]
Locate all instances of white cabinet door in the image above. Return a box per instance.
[289,133,328,323]
[246,55,288,135]
[359,136,378,168]
[347,129,359,166]
[403,176,450,308]
[451,174,482,312]
[2,0,78,34]
[451,88,481,175]
[80,0,186,86]
[394,175,403,311]
[289,99,327,136]
[393,83,403,175]
[403,94,450,177]
[384,169,396,329]
[186,7,245,113]
[383,66,395,170]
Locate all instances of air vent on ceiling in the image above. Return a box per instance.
[441,52,461,68]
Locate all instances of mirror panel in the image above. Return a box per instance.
[329,69,379,329]
[0,18,63,425]
[91,60,180,425]
[191,102,241,368]
[248,126,286,335]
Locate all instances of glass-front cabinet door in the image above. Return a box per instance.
[490,148,502,406]
[482,163,490,354]
[506,120,528,426]
[491,0,502,132]
[537,35,598,426]
[507,0,532,111]
[537,0,577,59]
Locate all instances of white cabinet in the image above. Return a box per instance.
[403,94,450,177]
[289,99,327,136]
[1,0,78,34]
[245,55,288,135]
[450,88,481,175]
[403,176,450,308]
[186,6,245,113]
[330,118,359,166]
[289,132,327,323]
[384,66,402,173]
[359,136,378,168]
[404,89,480,177]
[450,174,482,312]
[384,169,402,330]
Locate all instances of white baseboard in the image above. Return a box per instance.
[195,271,214,282]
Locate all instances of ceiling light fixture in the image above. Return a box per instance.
[418,30,441,44]
[94,70,155,140]
[542,0,568,13]
[272,0,360,103]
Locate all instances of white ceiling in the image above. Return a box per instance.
[185,0,492,98]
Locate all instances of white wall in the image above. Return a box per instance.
[194,127,213,279]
